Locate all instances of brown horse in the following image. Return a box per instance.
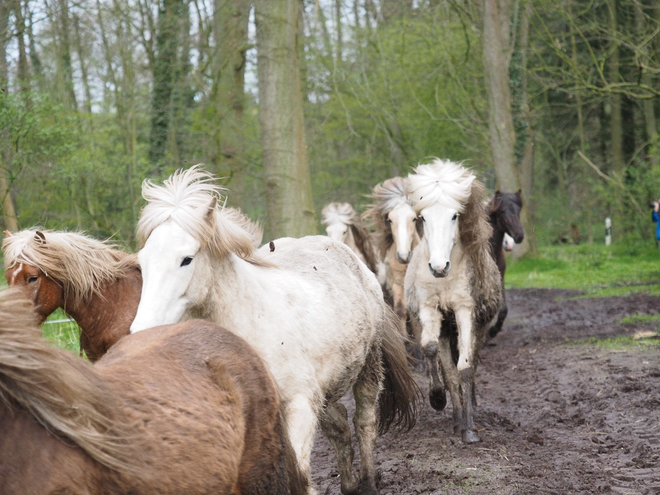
[486,190,525,340]
[0,289,306,495]
[2,229,141,362]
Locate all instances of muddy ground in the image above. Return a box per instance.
[310,289,660,494]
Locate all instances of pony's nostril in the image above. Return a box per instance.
[445,262,451,272]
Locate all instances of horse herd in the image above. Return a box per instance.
[0,159,524,495]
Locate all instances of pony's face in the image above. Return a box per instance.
[131,220,211,332]
[4,263,62,324]
[493,191,524,244]
[324,220,350,245]
[387,202,417,264]
[420,203,459,278]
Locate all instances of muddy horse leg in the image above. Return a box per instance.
[487,282,507,341]
[435,333,464,435]
[419,307,446,411]
[455,306,480,443]
[352,347,383,495]
[318,402,359,495]
[407,314,426,373]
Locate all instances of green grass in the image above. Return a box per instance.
[506,243,660,298]
[42,308,82,354]
[619,313,660,325]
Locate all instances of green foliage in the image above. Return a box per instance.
[42,308,81,355]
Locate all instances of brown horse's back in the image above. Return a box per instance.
[97,320,302,495]
[0,318,303,495]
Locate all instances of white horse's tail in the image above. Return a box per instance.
[377,307,421,434]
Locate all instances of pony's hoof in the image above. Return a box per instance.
[356,477,379,495]
[462,429,481,444]
[429,388,447,411]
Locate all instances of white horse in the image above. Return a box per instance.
[130,167,418,495]
[363,177,424,368]
[321,202,379,275]
[404,159,502,444]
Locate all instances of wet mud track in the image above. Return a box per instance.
[311,289,660,494]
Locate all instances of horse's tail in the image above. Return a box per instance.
[377,306,421,434]
[0,289,138,475]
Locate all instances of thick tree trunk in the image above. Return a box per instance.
[634,1,657,166]
[212,0,250,207]
[255,0,316,238]
[482,0,519,192]
[15,0,30,95]
[57,0,78,109]
[149,0,185,170]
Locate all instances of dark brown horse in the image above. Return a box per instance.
[486,190,525,340]
[0,289,306,495]
[2,229,141,362]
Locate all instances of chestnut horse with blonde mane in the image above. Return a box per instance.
[2,229,141,362]
[405,159,502,444]
[0,288,306,495]
[130,166,418,495]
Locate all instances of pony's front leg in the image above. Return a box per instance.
[418,306,446,411]
[318,402,359,494]
[286,395,320,495]
[455,306,480,444]
[352,347,383,495]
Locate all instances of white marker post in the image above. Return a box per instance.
[605,217,612,246]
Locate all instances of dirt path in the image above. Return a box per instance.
[310,289,660,494]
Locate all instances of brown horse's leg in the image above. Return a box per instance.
[352,347,382,495]
[318,403,359,495]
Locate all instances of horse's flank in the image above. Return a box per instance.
[2,229,139,306]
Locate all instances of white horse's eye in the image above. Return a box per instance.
[181,256,194,267]
[412,217,417,223]
[385,216,392,224]
[452,213,458,221]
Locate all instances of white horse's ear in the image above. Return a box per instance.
[205,197,217,223]
[3,230,11,237]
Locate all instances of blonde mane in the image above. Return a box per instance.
[321,202,378,273]
[137,165,268,265]
[407,159,475,213]
[407,159,493,283]
[0,289,142,475]
[363,177,415,258]
[2,229,138,305]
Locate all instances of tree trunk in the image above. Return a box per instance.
[608,0,623,174]
[0,2,18,232]
[14,0,30,95]
[212,0,250,208]
[634,0,657,166]
[57,0,78,110]
[482,0,519,192]
[255,0,317,238]
[149,0,185,170]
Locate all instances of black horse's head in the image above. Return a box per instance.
[490,190,525,244]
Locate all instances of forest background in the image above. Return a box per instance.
[2,0,660,253]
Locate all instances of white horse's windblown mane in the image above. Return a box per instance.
[321,202,360,227]
[407,159,475,213]
[137,165,265,263]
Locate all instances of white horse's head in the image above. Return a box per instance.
[131,166,265,333]
[408,160,475,278]
[385,197,418,265]
[321,202,358,245]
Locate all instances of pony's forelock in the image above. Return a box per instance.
[407,159,475,213]
[137,165,268,266]
[2,229,136,304]
[321,202,360,227]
